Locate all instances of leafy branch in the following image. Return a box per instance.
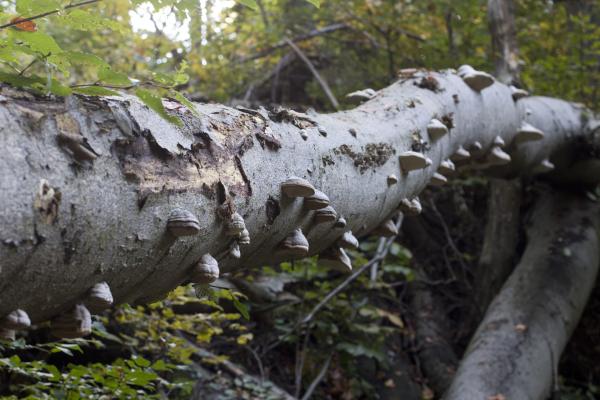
[0,0,101,31]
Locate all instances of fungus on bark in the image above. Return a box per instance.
[167,208,201,237]
[515,122,545,144]
[85,282,113,314]
[458,64,495,91]
[399,151,432,172]
[281,177,316,198]
[427,118,449,140]
[192,254,219,284]
[50,304,92,339]
[304,190,330,210]
[279,228,310,257]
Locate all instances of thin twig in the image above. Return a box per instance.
[284,38,339,109]
[301,219,402,325]
[300,353,333,400]
[239,23,349,63]
[245,346,266,383]
[0,0,101,30]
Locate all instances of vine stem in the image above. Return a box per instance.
[0,0,101,31]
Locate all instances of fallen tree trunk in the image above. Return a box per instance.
[0,69,597,323]
[443,189,600,400]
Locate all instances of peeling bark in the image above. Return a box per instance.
[444,189,600,400]
[0,70,597,323]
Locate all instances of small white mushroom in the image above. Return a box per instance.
[457,65,495,91]
[299,129,308,140]
[334,216,347,228]
[493,135,506,147]
[226,212,246,236]
[281,176,316,198]
[338,231,359,249]
[398,198,422,216]
[430,172,448,186]
[167,208,201,237]
[399,151,432,172]
[85,282,113,314]
[320,247,352,273]
[304,190,330,210]
[314,206,338,224]
[515,122,544,144]
[1,309,31,331]
[427,118,449,140]
[372,219,398,237]
[279,228,309,257]
[192,254,219,284]
[438,160,455,176]
[346,88,376,102]
[238,228,250,245]
[229,241,241,259]
[50,304,92,339]
[387,174,398,185]
[451,146,471,161]
[510,86,529,101]
[533,159,555,174]
[487,146,512,165]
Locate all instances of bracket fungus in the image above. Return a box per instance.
[192,254,219,284]
[426,118,449,140]
[457,65,495,92]
[387,174,398,185]
[533,159,555,174]
[493,135,506,147]
[281,176,316,198]
[430,172,448,186]
[299,129,308,140]
[0,329,15,340]
[238,228,251,245]
[314,206,338,224]
[279,228,309,257]
[451,146,471,161]
[510,85,529,101]
[1,309,31,330]
[304,190,330,210]
[50,304,92,339]
[399,151,432,173]
[438,160,455,176]
[85,282,113,313]
[229,241,241,259]
[338,231,359,249]
[167,208,201,237]
[372,219,399,237]
[320,247,352,273]
[226,212,246,236]
[398,198,422,216]
[488,146,512,165]
[335,217,347,229]
[515,122,545,144]
[346,88,376,102]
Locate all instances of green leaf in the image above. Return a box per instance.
[135,88,181,126]
[98,67,131,86]
[10,30,62,56]
[170,90,198,116]
[232,296,250,320]
[73,86,121,97]
[59,9,123,33]
[66,52,110,70]
[236,0,259,10]
[0,72,71,96]
[305,0,320,7]
[16,0,61,15]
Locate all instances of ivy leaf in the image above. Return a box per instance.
[135,88,182,126]
[305,0,320,7]
[73,86,121,97]
[236,0,259,11]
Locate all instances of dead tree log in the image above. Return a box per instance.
[444,189,600,400]
[0,68,597,325]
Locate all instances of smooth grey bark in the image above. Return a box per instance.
[443,189,600,400]
[473,178,522,315]
[0,70,596,324]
